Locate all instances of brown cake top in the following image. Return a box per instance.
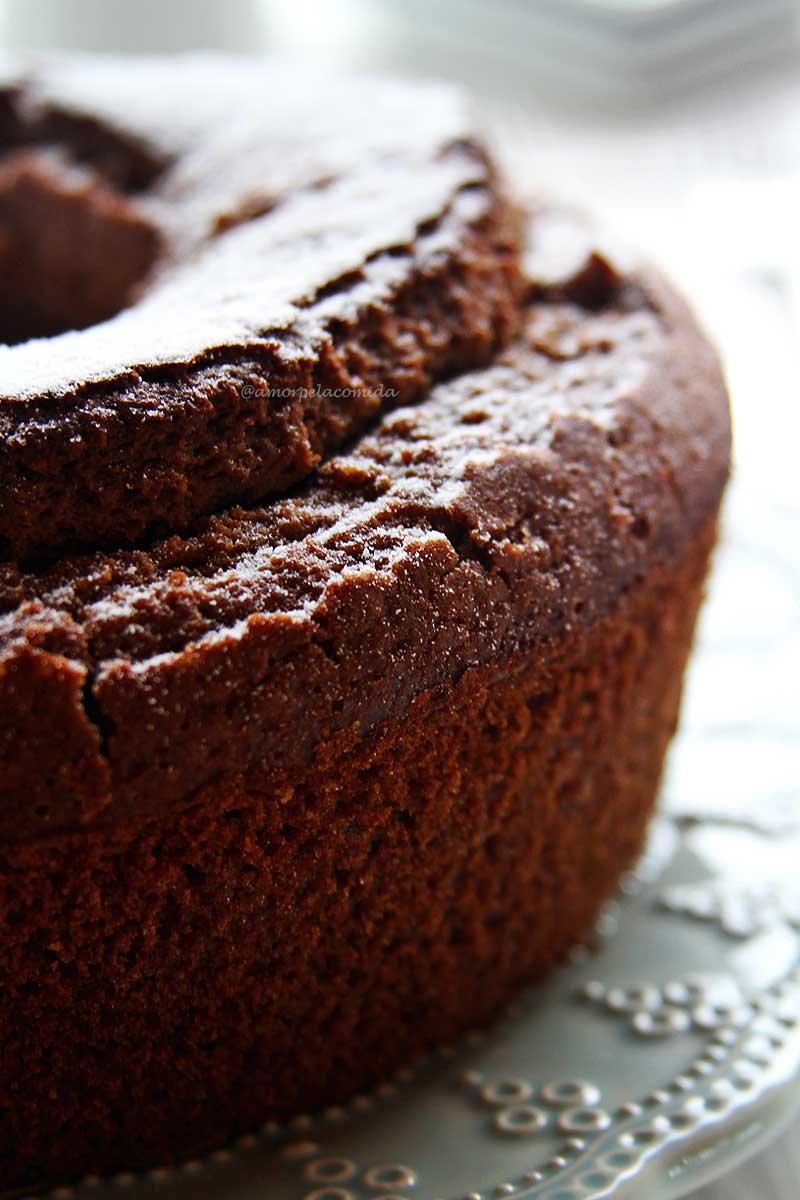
[0,206,731,840]
[0,54,522,562]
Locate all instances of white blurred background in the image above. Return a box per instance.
[2,3,798,1195]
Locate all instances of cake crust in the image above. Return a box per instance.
[0,56,522,562]
[0,212,730,840]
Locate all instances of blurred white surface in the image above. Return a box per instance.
[0,0,265,51]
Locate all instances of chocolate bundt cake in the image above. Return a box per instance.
[0,57,730,1194]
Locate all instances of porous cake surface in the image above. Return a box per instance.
[0,54,521,561]
[0,208,730,841]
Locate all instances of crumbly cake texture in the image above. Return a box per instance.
[0,55,522,562]
[0,59,730,1191]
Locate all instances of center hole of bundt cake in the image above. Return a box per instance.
[0,148,161,344]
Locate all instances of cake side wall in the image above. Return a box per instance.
[0,514,717,1190]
